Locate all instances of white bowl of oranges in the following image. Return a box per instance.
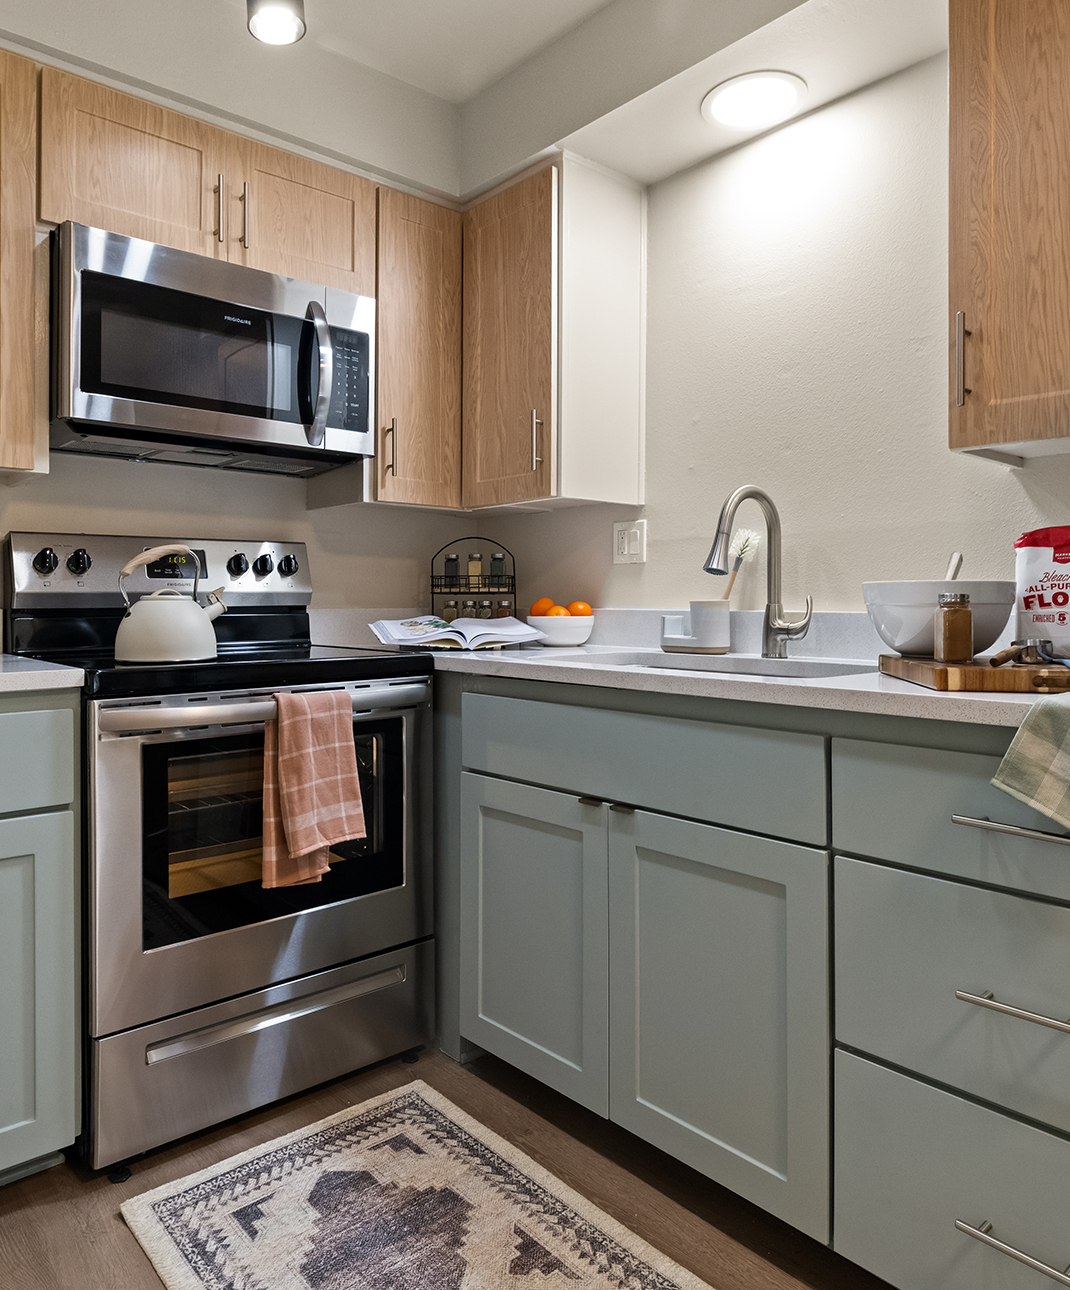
[527,599,595,646]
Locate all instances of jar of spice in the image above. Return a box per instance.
[934,592,972,662]
[461,599,477,617]
[478,600,493,619]
[496,600,512,618]
[490,552,506,588]
[467,552,483,580]
[443,553,459,587]
[442,599,459,623]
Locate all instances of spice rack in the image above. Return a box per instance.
[429,538,516,620]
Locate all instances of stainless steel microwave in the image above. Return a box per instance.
[51,222,375,477]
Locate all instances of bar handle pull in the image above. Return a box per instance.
[216,173,225,243]
[955,311,972,406]
[387,417,398,476]
[951,814,1070,848]
[956,1219,1070,1286]
[241,180,251,249]
[956,988,1070,1036]
[531,409,543,471]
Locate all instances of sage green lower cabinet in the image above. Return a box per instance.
[835,1050,1070,1290]
[0,810,77,1175]
[609,810,829,1242]
[459,772,609,1114]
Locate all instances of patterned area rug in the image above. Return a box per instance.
[122,1080,716,1290]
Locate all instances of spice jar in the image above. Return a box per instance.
[490,552,506,588]
[478,599,493,618]
[443,553,459,587]
[461,599,477,617]
[467,552,483,579]
[496,600,512,618]
[442,599,459,623]
[934,592,973,662]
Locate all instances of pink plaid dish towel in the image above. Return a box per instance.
[262,689,365,888]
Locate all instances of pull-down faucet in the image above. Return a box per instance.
[704,485,813,659]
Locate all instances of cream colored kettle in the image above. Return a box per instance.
[113,545,227,663]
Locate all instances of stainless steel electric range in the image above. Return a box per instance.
[3,531,434,1170]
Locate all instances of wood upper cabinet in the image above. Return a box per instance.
[376,187,462,506]
[39,66,229,258]
[462,166,555,507]
[0,49,37,471]
[232,139,375,295]
[950,0,1070,456]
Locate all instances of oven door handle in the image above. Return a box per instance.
[97,682,430,733]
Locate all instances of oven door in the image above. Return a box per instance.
[88,679,431,1037]
[55,221,375,458]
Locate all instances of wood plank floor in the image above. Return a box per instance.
[0,1049,893,1289]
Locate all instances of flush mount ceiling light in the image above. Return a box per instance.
[700,71,807,130]
[247,0,306,45]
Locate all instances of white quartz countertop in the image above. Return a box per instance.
[431,646,1039,728]
[0,655,84,692]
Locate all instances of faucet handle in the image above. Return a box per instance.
[771,595,813,640]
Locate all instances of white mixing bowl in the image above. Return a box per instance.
[527,614,595,646]
[863,581,1015,656]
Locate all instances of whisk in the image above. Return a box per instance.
[721,528,761,600]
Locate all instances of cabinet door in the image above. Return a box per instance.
[232,139,376,295]
[462,167,555,507]
[39,67,229,258]
[950,0,1070,451]
[459,772,608,1114]
[609,809,829,1240]
[0,811,77,1174]
[376,188,462,507]
[0,50,36,471]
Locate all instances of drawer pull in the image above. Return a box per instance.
[609,803,635,814]
[577,796,603,806]
[956,1219,1070,1286]
[956,989,1070,1036]
[951,814,1070,847]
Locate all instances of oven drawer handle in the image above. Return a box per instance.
[145,964,406,1065]
[98,682,430,732]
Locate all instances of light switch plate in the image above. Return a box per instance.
[613,519,647,564]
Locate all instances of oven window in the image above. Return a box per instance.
[141,718,403,950]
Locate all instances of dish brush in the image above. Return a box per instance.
[721,528,761,600]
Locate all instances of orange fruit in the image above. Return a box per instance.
[565,601,593,616]
[544,605,571,617]
[529,597,555,616]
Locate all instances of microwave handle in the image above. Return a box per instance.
[305,300,333,448]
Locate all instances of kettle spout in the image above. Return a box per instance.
[205,587,228,621]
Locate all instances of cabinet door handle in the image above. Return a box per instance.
[531,409,543,471]
[955,311,973,405]
[955,1220,1070,1286]
[577,796,603,806]
[387,417,398,476]
[956,989,1070,1036]
[241,180,251,249]
[951,814,1070,848]
[609,803,635,814]
[216,173,225,243]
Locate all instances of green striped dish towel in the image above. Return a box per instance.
[992,693,1070,829]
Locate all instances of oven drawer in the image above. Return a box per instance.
[836,856,1070,1134]
[88,940,434,1169]
[835,1050,1070,1290]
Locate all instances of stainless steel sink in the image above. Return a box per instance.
[517,649,877,679]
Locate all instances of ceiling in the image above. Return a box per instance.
[235,0,619,103]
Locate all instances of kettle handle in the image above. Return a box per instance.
[118,544,200,607]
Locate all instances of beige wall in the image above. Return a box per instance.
[492,53,1070,616]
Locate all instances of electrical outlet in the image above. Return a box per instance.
[612,519,647,564]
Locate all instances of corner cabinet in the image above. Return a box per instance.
[949,0,1070,462]
[462,156,645,509]
[0,698,79,1184]
[459,694,829,1240]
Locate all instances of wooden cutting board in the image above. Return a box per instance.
[879,655,1070,693]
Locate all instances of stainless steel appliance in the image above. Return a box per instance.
[4,532,432,1169]
[51,222,375,477]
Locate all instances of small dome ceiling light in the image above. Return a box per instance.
[700,71,807,130]
[247,0,306,45]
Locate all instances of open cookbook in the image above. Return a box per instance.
[369,615,546,650]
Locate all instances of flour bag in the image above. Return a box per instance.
[1015,526,1070,648]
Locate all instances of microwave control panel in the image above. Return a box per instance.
[6,533,312,608]
[326,326,370,434]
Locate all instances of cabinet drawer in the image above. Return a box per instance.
[463,694,827,845]
[836,856,1070,1135]
[0,709,74,813]
[835,1050,1070,1290]
[831,737,1070,900]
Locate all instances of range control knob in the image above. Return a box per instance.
[278,553,299,577]
[227,553,250,576]
[252,554,274,577]
[66,548,92,576]
[32,547,58,575]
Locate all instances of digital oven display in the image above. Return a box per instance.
[145,549,207,579]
